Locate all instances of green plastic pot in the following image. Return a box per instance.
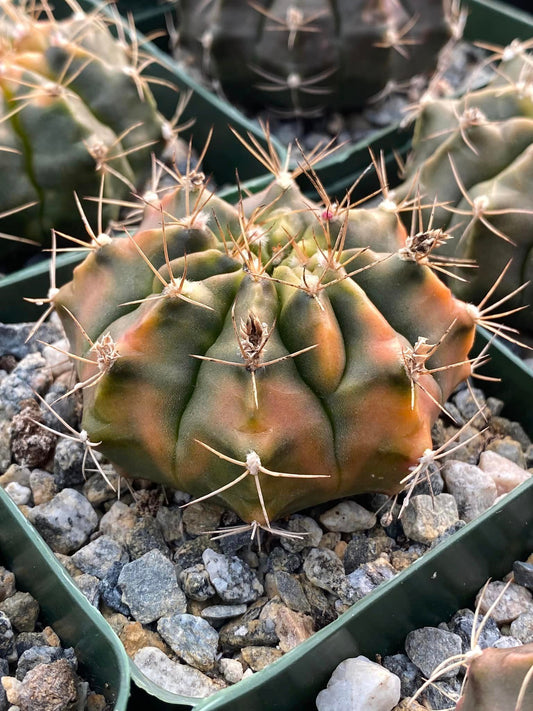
[1,249,532,709]
[0,485,131,709]
[108,0,533,198]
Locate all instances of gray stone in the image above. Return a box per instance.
[0,353,51,421]
[302,548,348,598]
[448,609,501,651]
[343,534,380,574]
[442,460,497,522]
[181,501,223,536]
[0,612,14,658]
[158,613,219,671]
[179,565,216,602]
[82,470,119,506]
[405,627,463,678]
[382,654,421,698]
[174,536,217,574]
[218,657,243,684]
[200,604,248,624]
[316,656,401,711]
[133,647,223,698]
[475,581,533,624]
[41,383,81,434]
[271,571,310,613]
[241,645,283,671]
[0,593,39,633]
[319,501,376,533]
[27,488,98,554]
[493,635,524,648]
[16,646,76,681]
[442,424,484,465]
[73,573,101,607]
[52,437,86,488]
[490,417,531,450]
[279,515,323,552]
[0,323,63,361]
[117,549,186,624]
[401,494,459,545]
[513,561,533,591]
[99,561,130,616]
[453,387,488,427]
[202,549,263,604]
[125,517,169,560]
[486,437,527,468]
[509,609,533,644]
[71,535,127,579]
[265,547,301,574]
[98,501,137,546]
[155,506,184,544]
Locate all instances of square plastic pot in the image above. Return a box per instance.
[1,250,531,710]
[0,485,132,709]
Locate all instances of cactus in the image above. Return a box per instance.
[0,0,179,265]
[175,0,459,117]
[455,644,533,711]
[390,43,533,332]
[47,142,478,534]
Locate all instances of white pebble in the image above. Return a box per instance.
[316,656,401,711]
[4,481,31,506]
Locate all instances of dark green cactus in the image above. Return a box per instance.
[0,0,178,265]
[391,42,533,332]
[49,152,477,534]
[456,644,533,711]
[175,0,458,116]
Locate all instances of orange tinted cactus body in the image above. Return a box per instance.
[54,170,476,528]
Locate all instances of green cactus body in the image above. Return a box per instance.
[176,0,453,116]
[392,46,533,331]
[53,170,476,528]
[456,644,533,711]
[0,2,172,262]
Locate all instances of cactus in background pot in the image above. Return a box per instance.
[390,42,533,332]
[47,141,478,535]
[0,0,180,265]
[175,0,460,117]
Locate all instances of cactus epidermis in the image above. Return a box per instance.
[51,151,477,532]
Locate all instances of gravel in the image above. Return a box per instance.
[1,316,532,700]
[0,563,110,711]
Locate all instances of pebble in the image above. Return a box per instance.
[267,571,310,613]
[114,619,169,658]
[475,581,533,624]
[478,450,531,495]
[279,515,323,552]
[302,547,347,598]
[117,549,187,624]
[490,417,531,450]
[260,601,314,652]
[405,627,463,679]
[17,658,79,711]
[218,657,243,684]
[202,549,263,604]
[3,482,31,507]
[382,654,420,698]
[513,561,533,591]
[486,437,527,468]
[200,604,248,624]
[0,464,30,488]
[453,387,488,427]
[493,635,524,648]
[98,501,137,545]
[73,574,101,607]
[82,470,119,506]
[133,646,224,697]
[401,494,459,544]
[441,460,497,522]
[174,536,217,574]
[240,645,283,671]
[316,656,401,711]
[28,471,57,506]
[52,438,86,488]
[27,488,98,555]
[0,593,39,633]
[319,501,377,532]
[125,516,170,560]
[218,618,278,651]
[179,565,216,602]
[181,502,223,536]
[0,568,15,604]
[509,609,533,643]
[157,613,219,671]
[0,611,15,659]
[155,506,184,544]
[448,609,501,650]
[71,535,127,580]
[15,646,76,681]
[0,353,51,422]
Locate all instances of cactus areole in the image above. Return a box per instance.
[176,0,456,116]
[53,170,477,531]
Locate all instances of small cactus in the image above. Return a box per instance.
[0,0,179,264]
[456,644,533,711]
[47,142,477,535]
[175,0,459,117]
[391,42,533,332]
